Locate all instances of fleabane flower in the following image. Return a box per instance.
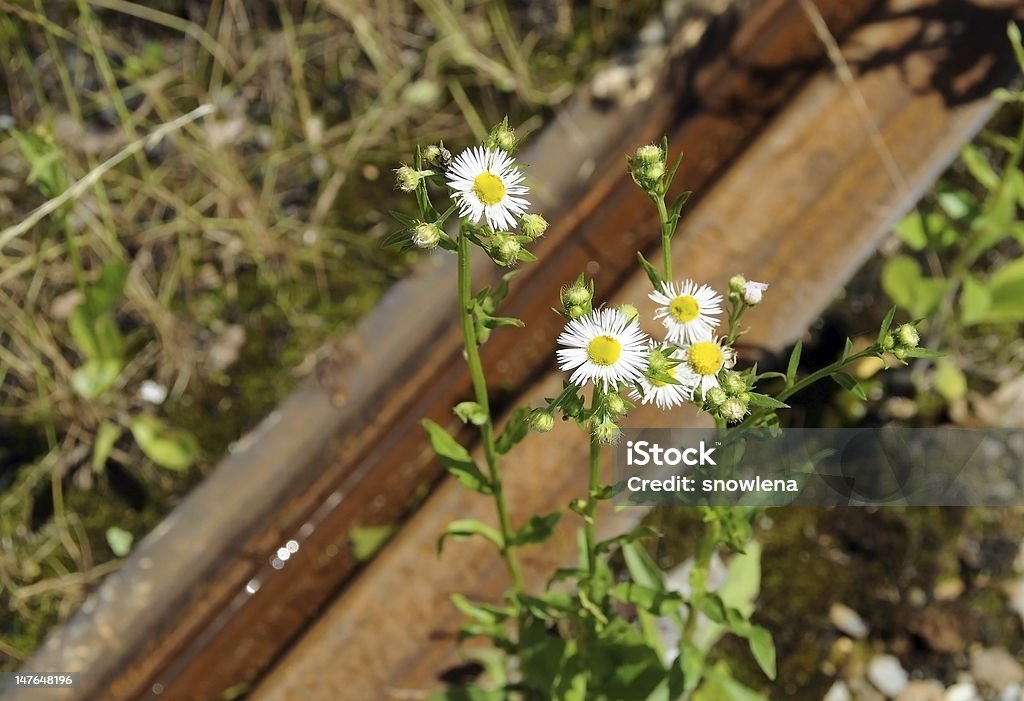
[650,280,723,345]
[446,146,529,231]
[741,280,768,306]
[678,336,736,398]
[630,347,692,410]
[556,308,649,390]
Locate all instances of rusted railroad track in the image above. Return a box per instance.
[8,0,1022,699]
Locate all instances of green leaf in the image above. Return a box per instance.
[877,306,897,346]
[744,626,776,680]
[596,525,660,554]
[427,689,503,701]
[961,143,999,189]
[511,512,561,546]
[130,415,198,471]
[692,592,728,623]
[621,541,665,592]
[482,315,524,329]
[636,252,663,291]
[92,314,124,361]
[695,665,771,701]
[979,257,1024,323]
[85,261,130,317]
[422,419,492,494]
[91,421,122,472]
[746,393,788,409]
[609,582,684,615]
[903,347,944,359]
[668,190,693,226]
[105,526,134,557]
[495,407,530,455]
[453,401,487,426]
[450,593,512,624]
[349,525,396,561]
[785,341,802,386]
[517,248,538,263]
[881,256,946,318]
[960,274,992,325]
[437,519,502,554]
[831,372,867,401]
[71,359,122,399]
[934,358,967,402]
[68,306,100,360]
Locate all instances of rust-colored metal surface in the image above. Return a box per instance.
[7,0,1021,699]
[250,1,1020,699]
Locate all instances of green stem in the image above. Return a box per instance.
[776,349,874,403]
[584,411,602,584]
[655,195,673,281]
[457,229,525,592]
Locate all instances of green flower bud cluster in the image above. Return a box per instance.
[884,322,922,362]
[485,117,518,153]
[559,275,594,321]
[709,370,751,424]
[488,232,522,267]
[628,144,667,193]
[412,221,443,249]
[395,165,423,192]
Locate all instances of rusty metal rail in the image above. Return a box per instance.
[7,0,1022,699]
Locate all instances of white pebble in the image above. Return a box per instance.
[830,603,870,639]
[868,654,909,697]
[945,682,980,701]
[824,681,852,701]
[139,380,168,405]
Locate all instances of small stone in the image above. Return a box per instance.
[944,682,980,701]
[830,603,870,639]
[868,654,909,697]
[970,647,1024,694]
[824,680,852,701]
[896,680,945,701]
[999,683,1022,701]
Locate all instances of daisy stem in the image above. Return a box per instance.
[654,195,673,281]
[584,388,603,586]
[457,228,525,593]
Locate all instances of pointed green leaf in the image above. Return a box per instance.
[437,519,502,554]
[422,419,492,493]
[495,407,531,455]
[785,341,802,386]
[510,511,561,546]
[130,415,198,471]
[636,252,663,291]
[831,372,867,401]
[622,541,665,592]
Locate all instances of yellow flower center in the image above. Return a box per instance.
[473,172,506,206]
[649,366,675,388]
[688,341,724,376]
[669,294,700,323]
[587,335,622,366]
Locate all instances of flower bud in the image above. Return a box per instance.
[647,348,671,374]
[618,304,639,323]
[395,165,421,192]
[566,304,587,320]
[593,420,621,446]
[635,144,664,164]
[719,397,749,423]
[644,161,665,183]
[881,333,895,351]
[486,121,517,153]
[722,371,747,395]
[706,387,728,407]
[605,393,627,417]
[423,144,452,170]
[892,347,908,362]
[490,234,521,267]
[412,222,442,249]
[561,283,591,309]
[897,323,920,349]
[529,409,555,433]
[520,213,548,239]
[728,275,747,294]
[741,280,768,306]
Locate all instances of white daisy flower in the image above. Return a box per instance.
[446,146,529,231]
[677,336,736,398]
[650,280,723,344]
[556,308,649,390]
[630,348,692,410]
